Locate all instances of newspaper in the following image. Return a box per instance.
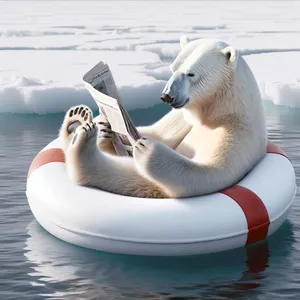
[83,61,141,156]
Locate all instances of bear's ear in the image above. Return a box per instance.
[222,46,237,67]
[180,36,189,50]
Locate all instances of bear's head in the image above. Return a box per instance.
[161,37,238,110]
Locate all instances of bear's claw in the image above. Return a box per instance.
[93,115,115,145]
[134,138,153,153]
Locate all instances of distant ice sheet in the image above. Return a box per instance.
[245,52,300,108]
[1,51,300,114]
[1,1,300,114]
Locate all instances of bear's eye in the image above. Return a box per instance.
[187,73,195,77]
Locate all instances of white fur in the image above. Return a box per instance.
[59,38,267,198]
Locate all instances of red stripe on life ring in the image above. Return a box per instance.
[267,141,288,158]
[28,148,65,178]
[221,185,270,245]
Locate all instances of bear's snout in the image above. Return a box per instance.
[160,93,174,104]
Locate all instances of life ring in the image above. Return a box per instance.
[26,138,296,256]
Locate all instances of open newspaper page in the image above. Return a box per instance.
[83,62,140,156]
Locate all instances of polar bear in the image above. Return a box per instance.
[59,37,267,198]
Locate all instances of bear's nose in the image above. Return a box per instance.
[160,93,174,104]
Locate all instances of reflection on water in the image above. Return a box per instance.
[24,220,294,299]
[0,101,300,299]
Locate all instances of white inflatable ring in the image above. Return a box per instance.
[26,138,296,256]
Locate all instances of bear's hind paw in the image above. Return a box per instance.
[59,105,94,152]
[61,105,93,137]
[70,121,98,152]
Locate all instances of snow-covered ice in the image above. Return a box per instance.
[1,1,300,114]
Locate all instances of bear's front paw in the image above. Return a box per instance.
[133,137,155,159]
[133,137,168,179]
[94,115,115,145]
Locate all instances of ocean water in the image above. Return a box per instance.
[1,1,300,299]
[0,103,300,300]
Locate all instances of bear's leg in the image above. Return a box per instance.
[64,119,104,186]
[133,137,212,198]
[59,105,93,152]
[63,118,167,198]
